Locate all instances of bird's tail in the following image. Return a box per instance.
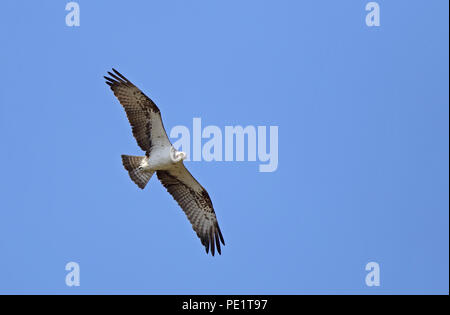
[121,155,154,189]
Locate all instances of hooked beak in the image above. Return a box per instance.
[171,147,187,162]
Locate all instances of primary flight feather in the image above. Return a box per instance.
[104,69,225,256]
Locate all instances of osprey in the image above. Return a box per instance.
[104,69,225,256]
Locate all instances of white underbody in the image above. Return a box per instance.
[140,146,186,172]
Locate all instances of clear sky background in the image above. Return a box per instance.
[0,1,448,294]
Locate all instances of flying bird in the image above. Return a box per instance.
[104,69,225,256]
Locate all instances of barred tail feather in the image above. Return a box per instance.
[121,155,154,189]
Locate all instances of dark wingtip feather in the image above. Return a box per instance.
[215,231,221,255]
[202,225,225,256]
[210,228,215,256]
[104,76,115,85]
[107,71,126,84]
[104,69,133,88]
[217,223,225,245]
[104,76,118,89]
[112,68,131,83]
[205,237,210,254]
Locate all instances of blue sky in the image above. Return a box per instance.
[0,1,448,294]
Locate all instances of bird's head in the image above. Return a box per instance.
[170,147,187,163]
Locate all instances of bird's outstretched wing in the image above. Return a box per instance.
[157,164,225,256]
[104,69,171,153]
